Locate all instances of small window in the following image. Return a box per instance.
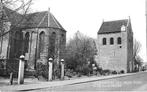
[102,38,106,45]
[117,37,121,44]
[110,38,114,45]
[52,32,56,35]
[61,34,64,37]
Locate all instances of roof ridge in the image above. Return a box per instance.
[26,11,47,16]
[50,13,61,28]
[103,19,128,23]
[36,12,48,28]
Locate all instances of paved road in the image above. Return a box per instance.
[29,72,147,91]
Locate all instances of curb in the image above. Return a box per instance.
[0,71,145,91]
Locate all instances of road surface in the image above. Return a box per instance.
[29,71,147,91]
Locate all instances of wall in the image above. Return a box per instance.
[0,23,66,69]
[127,24,133,72]
[0,33,9,58]
[97,32,128,72]
[9,28,23,58]
[22,27,66,69]
[0,22,11,59]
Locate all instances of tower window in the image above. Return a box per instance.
[117,37,121,44]
[110,37,114,45]
[102,38,106,45]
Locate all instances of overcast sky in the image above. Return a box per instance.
[31,0,146,62]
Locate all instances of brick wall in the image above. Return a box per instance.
[22,28,66,69]
[97,32,128,72]
[0,22,11,59]
[126,24,133,72]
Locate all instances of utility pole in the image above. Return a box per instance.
[145,0,147,61]
[0,0,3,54]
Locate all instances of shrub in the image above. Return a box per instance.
[120,70,124,74]
[75,64,92,76]
[36,62,48,80]
[102,69,111,75]
[112,71,117,74]
[65,69,73,78]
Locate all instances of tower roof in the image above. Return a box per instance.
[98,19,128,34]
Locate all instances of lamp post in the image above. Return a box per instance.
[146,0,147,62]
[60,59,64,80]
[18,55,25,84]
[48,58,53,81]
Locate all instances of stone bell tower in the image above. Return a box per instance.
[97,19,133,73]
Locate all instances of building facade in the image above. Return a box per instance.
[96,19,133,73]
[0,6,66,69]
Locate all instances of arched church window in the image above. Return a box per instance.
[110,37,114,45]
[61,34,65,43]
[117,37,121,44]
[102,38,106,45]
[24,32,30,53]
[14,31,23,58]
[39,31,45,53]
[49,32,56,58]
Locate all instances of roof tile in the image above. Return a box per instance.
[98,19,128,34]
[2,7,65,31]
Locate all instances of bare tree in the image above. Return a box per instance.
[0,0,33,59]
[133,39,143,71]
[133,39,141,57]
[65,31,97,75]
[3,0,33,13]
[0,0,33,37]
[0,0,33,76]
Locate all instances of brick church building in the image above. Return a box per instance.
[0,6,66,69]
[96,19,134,73]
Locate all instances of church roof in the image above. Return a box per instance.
[3,6,23,25]
[22,11,65,31]
[2,6,65,31]
[98,19,128,34]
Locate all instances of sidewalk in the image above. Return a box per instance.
[0,76,42,87]
[0,72,144,91]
